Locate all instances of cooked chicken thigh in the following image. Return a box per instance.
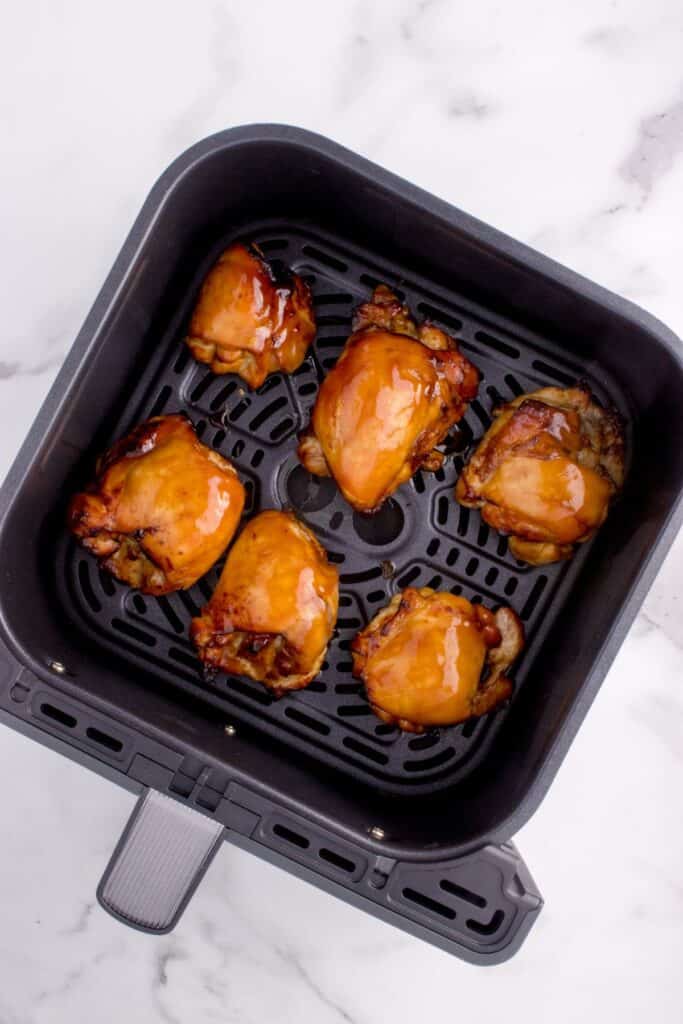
[351,587,523,733]
[191,510,339,694]
[298,285,479,512]
[68,414,245,594]
[456,386,625,565]
[186,243,316,389]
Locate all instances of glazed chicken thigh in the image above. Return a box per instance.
[456,386,625,565]
[352,587,524,733]
[298,285,479,512]
[191,510,339,693]
[68,414,245,594]
[186,243,316,389]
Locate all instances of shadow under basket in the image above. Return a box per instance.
[1,125,681,963]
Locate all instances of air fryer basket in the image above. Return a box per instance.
[55,222,626,794]
[0,126,681,964]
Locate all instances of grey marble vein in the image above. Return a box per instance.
[400,0,440,42]
[156,942,190,987]
[629,689,683,762]
[0,352,66,381]
[620,89,683,205]
[582,25,633,54]
[277,945,357,1024]
[168,4,242,143]
[59,900,94,936]
[447,93,493,120]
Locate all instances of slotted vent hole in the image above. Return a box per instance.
[408,732,440,751]
[173,347,190,374]
[157,596,184,634]
[337,704,372,718]
[86,727,123,753]
[521,575,548,620]
[457,507,470,537]
[466,909,505,935]
[402,888,456,920]
[149,385,172,417]
[505,374,524,396]
[270,418,294,441]
[440,879,487,908]
[273,823,309,849]
[78,560,101,612]
[210,381,237,411]
[40,703,77,729]
[302,245,348,272]
[99,570,116,597]
[532,359,576,387]
[226,675,273,706]
[404,747,456,772]
[475,330,520,360]
[343,737,388,765]
[229,399,250,422]
[111,618,156,647]
[249,396,288,431]
[487,384,505,407]
[397,566,421,588]
[190,373,214,404]
[471,400,491,430]
[284,706,330,735]
[318,848,356,873]
[169,646,201,671]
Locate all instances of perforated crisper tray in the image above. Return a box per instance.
[55,222,629,794]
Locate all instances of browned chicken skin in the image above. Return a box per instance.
[298,285,480,513]
[68,415,245,595]
[191,510,339,694]
[186,243,316,389]
[352,587,524,733]
[456,386,625,565]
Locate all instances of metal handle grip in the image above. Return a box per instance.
[97,789,224,933]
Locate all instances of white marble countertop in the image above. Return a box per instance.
[1,0,682,1020]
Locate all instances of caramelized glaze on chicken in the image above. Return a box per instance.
[456,387,625,565]
[191,510,339,694]
[352,587,523,733]
[68,415,244,595]
[186,243,316,389]
[298,286,479,512]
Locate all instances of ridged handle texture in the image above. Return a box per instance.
[98,789,224,933]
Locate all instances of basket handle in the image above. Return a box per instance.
[97,789,224,933]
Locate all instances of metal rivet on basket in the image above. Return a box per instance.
[48,660,67,675]
[224,724,237,737]
[369,825,385,840]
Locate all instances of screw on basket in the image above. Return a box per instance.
[369,825,386,841]
[224,723,237,737]
[48,660,67,675]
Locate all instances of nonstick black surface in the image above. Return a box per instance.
[55,222,629,794]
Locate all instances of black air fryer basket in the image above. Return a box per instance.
[1,126,681,964]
